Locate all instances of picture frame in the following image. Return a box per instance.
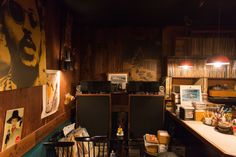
[2,108,24,151]
[107,73,128,90]
[41,70,60,119]
[180,85,202,105]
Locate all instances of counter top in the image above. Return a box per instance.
[167,111,236,157]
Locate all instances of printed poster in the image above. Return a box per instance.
[0,0,46,91]
[2,108,24,151]
[41,70,60,119]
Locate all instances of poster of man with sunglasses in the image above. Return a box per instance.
[0,0,46,91]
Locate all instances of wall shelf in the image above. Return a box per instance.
[165,57,236,98]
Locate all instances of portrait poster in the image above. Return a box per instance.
[41,70,60,119]
[0,0,46,91]
[2,108,24,151]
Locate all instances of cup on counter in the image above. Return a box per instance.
[204,117,212,125]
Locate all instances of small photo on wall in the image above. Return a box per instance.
[41,70,60,119]
[107,73,128,90]
[2,108,24,151]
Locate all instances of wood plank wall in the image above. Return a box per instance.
[162,26,236,57]
[0,0,78,153]
[77,27,163,81]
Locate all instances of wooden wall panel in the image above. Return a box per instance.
[0,111,70,157]
[0,87,44,151]
[0,0,76,153]
[78,27,162,81]
[162,26,187,57]
[45,0,62,70]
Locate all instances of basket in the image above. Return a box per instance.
[144,135,158,154]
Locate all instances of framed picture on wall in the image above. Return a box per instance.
[2,108,24,151]
[41,70,60,119]
[180,85,202,105]
[107,73,128,90]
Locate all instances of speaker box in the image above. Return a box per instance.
[76,95,111,136]
[129,95,165,139]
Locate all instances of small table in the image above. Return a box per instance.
[110,136,128,156]
[110,136,144,156]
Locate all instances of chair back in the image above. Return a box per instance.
[44,141,74,157]
[75,136,109,157]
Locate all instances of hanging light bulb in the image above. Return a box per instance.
[206,55,230,67]
[206,0,230,67]
[178,60,193,69]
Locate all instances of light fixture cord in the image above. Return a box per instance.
[217,0,221,54]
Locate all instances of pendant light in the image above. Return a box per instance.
[206,55,230,67]
[178,16,193,70]
[179,59,193,69]
[206,0,230,67]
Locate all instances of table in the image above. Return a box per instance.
[166,110,236,157]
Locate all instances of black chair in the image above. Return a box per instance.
[43,141,74,157]
[75,136,109,157]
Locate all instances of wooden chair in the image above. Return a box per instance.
[74,136,109,157]
[44,141,74,157]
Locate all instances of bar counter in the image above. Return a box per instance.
[166,110,236,157]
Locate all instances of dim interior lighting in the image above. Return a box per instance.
[206,55,230,67]
[178,60,193,69]
[205,0,230,67]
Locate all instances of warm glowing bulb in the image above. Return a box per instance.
[213,62,223,68]
[206,55,230,66]
[179,65,192,70]
[206,62,230,67]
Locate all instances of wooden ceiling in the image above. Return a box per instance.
[63,0,236,26]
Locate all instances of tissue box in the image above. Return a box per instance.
[157,130,170,145]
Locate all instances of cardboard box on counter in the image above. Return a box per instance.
[179,106,194,120]
[157,130,170,145]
